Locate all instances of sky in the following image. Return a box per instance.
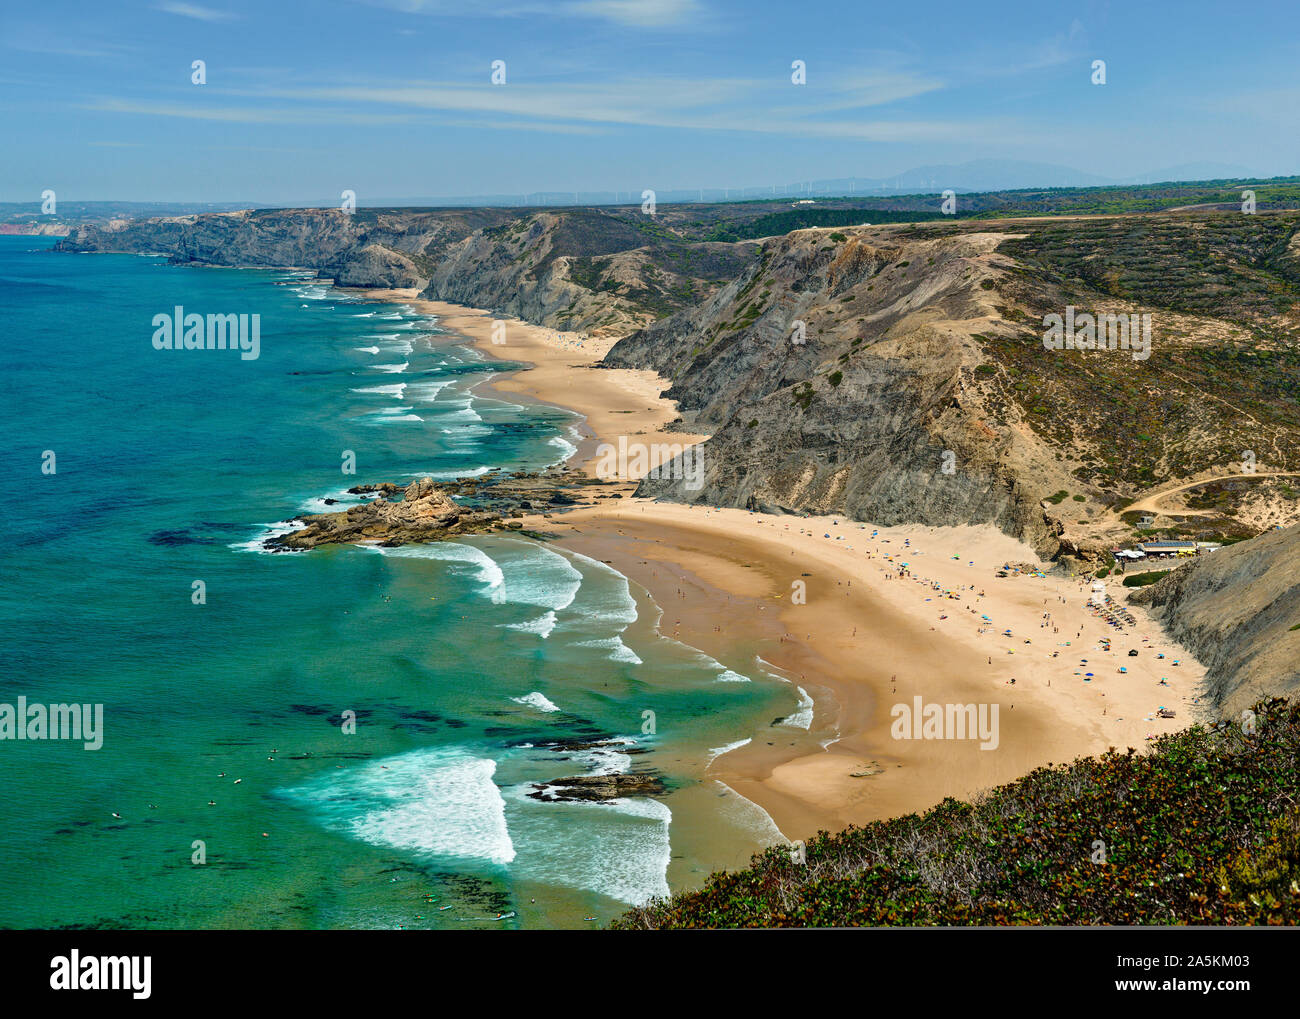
[3,0,1299,204]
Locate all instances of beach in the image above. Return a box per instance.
[360,291,707,475]
[362,288,1209,843]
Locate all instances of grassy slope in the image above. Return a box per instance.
[615,699,1300,927]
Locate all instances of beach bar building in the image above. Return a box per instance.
[1135,540,1199,557]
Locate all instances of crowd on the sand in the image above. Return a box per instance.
[663,509,1195,739]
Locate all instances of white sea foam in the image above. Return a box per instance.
[229,519,300,553]
[405,465,492,480]
[570,738,636,776]
[511,692,560,713]
[354,346,380,354]
[562,551,639,627]
[491,540,583,614]
[350,383,407,399]
[373,362,409,373]
[711,780,787,846]
[299,488,362,513]
[506,610,558,638]
[546,434,578,463]
[571,636,643,665]
[706,738,751,765]
[683,649,754,685]
[780,686,815,730]
[281,747,515,865]
[501,783,671,905]
[406,378,457,403]
[371,541,506,603]
[440,398,484,423]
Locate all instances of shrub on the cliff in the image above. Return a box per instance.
[1216,809,1300,912]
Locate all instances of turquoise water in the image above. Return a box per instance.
[0,236,790,929]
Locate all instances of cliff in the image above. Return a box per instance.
[56,206,751,336]
[1129,524,1300,715]
[604,214,1300,558]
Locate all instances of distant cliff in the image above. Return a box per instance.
[1130,524,1300,715]
[56,206,750,336]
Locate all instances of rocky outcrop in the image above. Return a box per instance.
[268,478,496,550]
[269,470,624,550]
[1129,523,1300,714]
[332,243,425,288]
[528,773,666,802]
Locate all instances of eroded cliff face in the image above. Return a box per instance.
[604,226,1067,555]
[1129,524,1300,716]
[58,207,498,289]
[57,207,750,337]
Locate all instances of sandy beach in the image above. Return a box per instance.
[359,290,707,475]
[362,289,1210,843]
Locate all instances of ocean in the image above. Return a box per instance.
[0,236,791,929]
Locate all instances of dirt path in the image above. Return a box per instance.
[1115,471,1300,518]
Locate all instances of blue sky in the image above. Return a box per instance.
[3,0,1299,203]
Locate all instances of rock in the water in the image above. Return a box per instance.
[527,773,666,803]
[268,477,493,550]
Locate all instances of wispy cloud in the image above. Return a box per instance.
[154,2,237,22]
[83,98,416,125]
[82,73,1021,144]
[359,0,701,28]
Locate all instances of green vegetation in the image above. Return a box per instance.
[967,213,1300,490]
[614,699,1300,927]
[1045,490,1069,504]
[828,371,844,387]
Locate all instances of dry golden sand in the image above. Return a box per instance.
[361,290,1209,843]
